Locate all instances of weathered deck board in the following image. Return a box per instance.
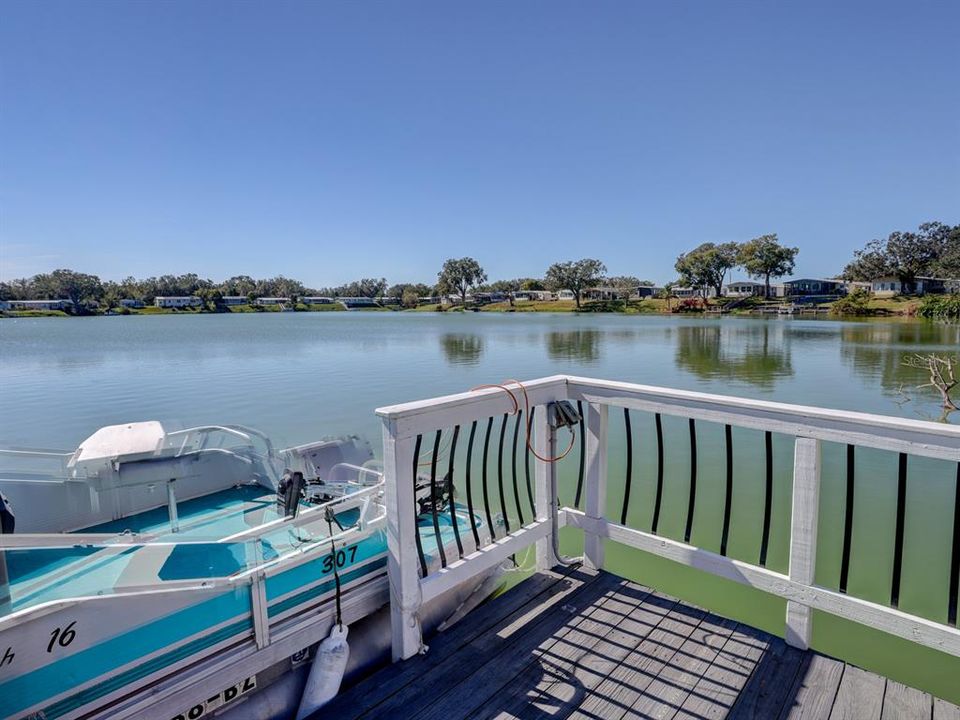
[881,680,932,720]
[829,665,885,720]
[779,654,845,720]
[316,569,960,720]
[680,624,778,720]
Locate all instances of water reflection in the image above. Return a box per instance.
[545,330,602,364]
[839,323,960,420]
[440,333,484,365]
[674,324,793,389]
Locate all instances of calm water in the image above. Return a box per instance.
[1,313,959,699]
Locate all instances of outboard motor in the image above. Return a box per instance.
[0,492,13,611]
[278,471,306,518]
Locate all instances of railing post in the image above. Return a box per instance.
[534,407,560,571]
[786,436,821,650]
[583,402,608,571]
[382,418,422,661]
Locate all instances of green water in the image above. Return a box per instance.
[1,313,958,699]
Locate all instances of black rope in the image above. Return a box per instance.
[326,513,343,629]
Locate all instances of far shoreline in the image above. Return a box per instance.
[0,295,932,320]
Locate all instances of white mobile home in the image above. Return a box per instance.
[8,299,75,310]
[154,296,201,308]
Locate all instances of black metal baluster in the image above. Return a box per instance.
[446,425,463,558]
[759,431,773,567]
[481,417,496,541]
[839,445,855,594]
[890,453,908,608]
[464,420,481,547]
[651,413,664,534]
[429,430,447,568]
[574,400,586,508]
[684,418,697,543]
[524,407,535,517]
[512,410,525,526]
[620,408,633,526]
[411,434,428,577]
[497,414,511,534]
[948,463,960,626]
[720,424,733,556]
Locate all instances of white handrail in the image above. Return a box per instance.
[376,375,960,664]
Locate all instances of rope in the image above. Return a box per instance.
[326,512,343,629]
[469,380,577,463]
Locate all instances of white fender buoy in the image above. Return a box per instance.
[296,624,350,720]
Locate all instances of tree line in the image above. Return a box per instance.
[2,221,955,313]
[842,221,959,285]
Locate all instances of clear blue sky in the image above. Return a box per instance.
[1,0,957,287]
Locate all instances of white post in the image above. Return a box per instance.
[382,418,422,661]
[786,436,821,650]
[167,479,179,533]
[583,403,608,571]
[534,408,560,571]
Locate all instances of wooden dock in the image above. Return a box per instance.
[324,566,960,720]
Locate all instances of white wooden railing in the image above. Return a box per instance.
[376,375,960,662]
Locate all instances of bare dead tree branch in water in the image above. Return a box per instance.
[901,353,958,422]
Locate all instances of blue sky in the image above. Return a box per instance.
[1,0,957,287]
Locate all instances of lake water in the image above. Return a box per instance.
[1,312,959,699]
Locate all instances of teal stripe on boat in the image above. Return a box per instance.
[268,558,386,618]
[40,617,253,719]
[0,586,250,718]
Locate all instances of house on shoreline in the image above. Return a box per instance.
[870,276,960,296]
[155,296,201,308]
[6,299,75,311]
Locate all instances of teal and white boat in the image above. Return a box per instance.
[0,422,498,720]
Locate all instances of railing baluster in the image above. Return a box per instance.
[428,430,447,569]
[411,434,428,577]
[583,402,608,570]
[512,410,525,526]
[891,453,908,608]
[949,463,960,627]
[446,425,464,558]
[497,414,511,534]
[786,436,821,650]
[839,444,855,594]
[524,407,536,519]
[684,418,698,544]
[759,430,774,567]
[574,400,586,508]
[651,413,664,534]
[620,408,633,526]
[720,424,733,556]
[481,416,496,541]
[464,420,481,547]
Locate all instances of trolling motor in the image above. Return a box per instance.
[278,470,306,518]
